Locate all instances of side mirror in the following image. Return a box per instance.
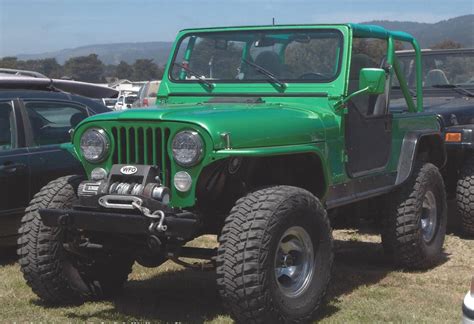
[335,68,387,111]
[359,68,386,94]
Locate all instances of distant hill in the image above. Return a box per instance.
[11,15,474,65]
[16,41,174,66]
[363,15,473,48]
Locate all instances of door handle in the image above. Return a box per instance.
[0,162,26,173]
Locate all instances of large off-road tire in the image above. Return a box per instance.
[17,175,134,304]
[456,156,474,236]
[382,163,447,269]
[216,186,333,323]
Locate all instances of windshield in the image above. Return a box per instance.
[394,50,474,89]
[125,96,138,104]
[170,29,343,83]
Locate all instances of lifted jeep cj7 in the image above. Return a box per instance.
[18,24,447,323]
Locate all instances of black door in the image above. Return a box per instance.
[0,101,29,243]
[344,97,392,176]
[345,52,392,177]
[22,100,87,197]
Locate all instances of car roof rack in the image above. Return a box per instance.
[0,76,118,99]
[0,68,47,78]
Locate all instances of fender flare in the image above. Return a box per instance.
[395,131,446,186]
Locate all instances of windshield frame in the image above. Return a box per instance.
[394,48,474,90]
[167,28,345,85]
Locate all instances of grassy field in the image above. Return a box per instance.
[0,223,472,323]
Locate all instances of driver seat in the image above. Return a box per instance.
[249,51,283,78]
[425,69,449,87]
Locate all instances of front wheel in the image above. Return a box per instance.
[17,175,134,304]
[216,186,333,323]
[382,163,447,269]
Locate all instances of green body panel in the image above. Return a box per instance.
[387,114,440,171]
[72,23,437,209]
[86,103,331,149]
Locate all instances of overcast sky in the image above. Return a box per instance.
[0,0,473,57]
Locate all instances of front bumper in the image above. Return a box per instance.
[39,207,200,241]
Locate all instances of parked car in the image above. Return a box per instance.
[133,81,160,107]
[391,48,474,235]
[0,75,116,246]
[114,94,138,110]
[102,98,117,109]
[18,24,447,323]
[464,277,474,324]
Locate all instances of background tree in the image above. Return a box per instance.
[131,59,163,81]
[431,39,462,49]
[63,54,104,82]
[115,61,133,80]
[0,55,167,82]
[19,58,63,78]
[0,57,19,69]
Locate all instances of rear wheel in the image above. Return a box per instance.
[216,186,333,323]
[382,163,447,269]
[456,156,474,236]
[17,175,134,304]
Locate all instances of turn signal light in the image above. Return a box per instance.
[445,132,462,142]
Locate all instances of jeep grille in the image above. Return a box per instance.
[110,126,171,185]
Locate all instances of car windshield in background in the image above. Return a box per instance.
[170,29,343,83]
[104,99,117,105]
[395,50,474,89]
[125,96,138,104]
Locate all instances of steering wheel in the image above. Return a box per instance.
[298,72,328,80]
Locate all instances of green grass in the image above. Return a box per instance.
[0,228,472,323]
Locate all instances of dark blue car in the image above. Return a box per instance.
[0,75,117,245]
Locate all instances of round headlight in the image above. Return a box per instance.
[172,131,204,167]
[80,128,110,163]
[174,171,192,192]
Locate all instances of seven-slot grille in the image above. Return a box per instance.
[110,126,172,186]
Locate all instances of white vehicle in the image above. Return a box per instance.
[114,95,138,110]
[133,81,160,107]
[464,277,474,324]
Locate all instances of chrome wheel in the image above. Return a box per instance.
[421,190,438,242]
[274,226,314,298]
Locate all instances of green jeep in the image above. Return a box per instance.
[18,24,447,322]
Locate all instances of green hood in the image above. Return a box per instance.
[85,102,333,149]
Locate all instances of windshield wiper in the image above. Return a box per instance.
[241,58,287,89]
[173,63,214,89]
[431,84,474,97]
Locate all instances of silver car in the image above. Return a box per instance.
[464,277,474,324]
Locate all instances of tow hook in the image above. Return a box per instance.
[132,201,168,233]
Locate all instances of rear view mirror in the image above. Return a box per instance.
[293,34,311,43]
[255,37,276,47]
[215,39,228,50]
[359,68,386,94]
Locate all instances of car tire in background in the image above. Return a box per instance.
[456,156,474,236]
